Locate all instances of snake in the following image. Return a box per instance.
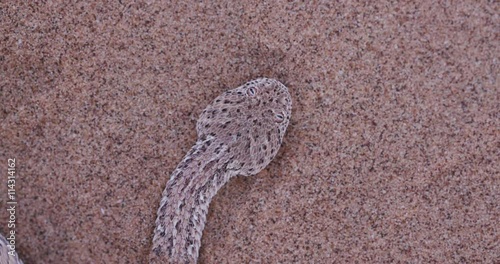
[150,78,292,263]
[0,78,292,264]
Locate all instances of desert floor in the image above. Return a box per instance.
[1,1,498,263]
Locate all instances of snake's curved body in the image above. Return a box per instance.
[0,233,23,264]
[150,78,292,263]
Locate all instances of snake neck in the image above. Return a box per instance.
[150,136,235,264]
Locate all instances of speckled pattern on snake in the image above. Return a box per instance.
[0,233,23,264]
[150,78,292,263]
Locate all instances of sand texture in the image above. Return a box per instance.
[1,1,498,263]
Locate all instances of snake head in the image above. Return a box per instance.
[196,78,292,175]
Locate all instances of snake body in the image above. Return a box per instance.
[150,78,292,263]
[0,233,23,264]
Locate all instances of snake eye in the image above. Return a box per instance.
[247,87,257,96]
[275,113,285,123]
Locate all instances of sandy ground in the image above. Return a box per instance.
[1,1,498,263]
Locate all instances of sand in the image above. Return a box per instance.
[0,1,498,263]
